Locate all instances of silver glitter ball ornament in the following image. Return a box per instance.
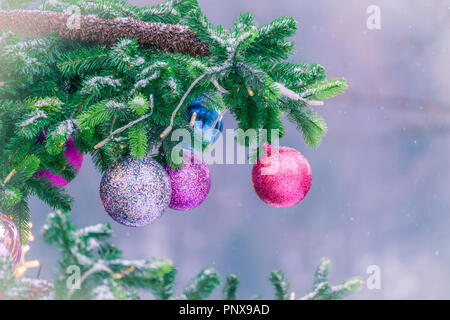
[99,156,172,227]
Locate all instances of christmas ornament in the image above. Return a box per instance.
[187,101,224,148]
[0,212,22,267]
[252,144,312,208]
[99,156,171,227]
[35,137,84,187]
[164,150,211,211]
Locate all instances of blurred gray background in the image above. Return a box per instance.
[26,0,450,299]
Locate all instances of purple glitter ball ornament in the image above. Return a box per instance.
[99,156,171,227]
[164,151,211,211]
[0,212,22,267]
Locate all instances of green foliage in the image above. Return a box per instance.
[129,94,149,116]
[128,124,148,158]
[302,78,348,101]
[3,187,22,206]
[45,120,76,155]
[179,268,221,300]
[222,274,240,300]
[76,102,113,131]
[121,258,177,300]
[1,0,33,10]
[269,270,291,300]
[27,178,73,211]
[283,103,328,148]
[300,258,364,300]
[1,211,362,300]
[58,47,111,78]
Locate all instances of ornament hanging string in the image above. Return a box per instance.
[206,109,228,134]
[160,73,207,139]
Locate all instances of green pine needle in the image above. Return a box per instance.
[222,274,240,300]
[269,270,291,300]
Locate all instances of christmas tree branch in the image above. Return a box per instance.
[94,96,154,150]
[1,210,363,300]
[0,10,210,57]
[0,10,325,106]
[275,83,324,106]
[68,262,113,297]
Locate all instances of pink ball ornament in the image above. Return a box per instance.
[35,137,83,187]
[0,212,22,267]
[251,144,312,208]
[164,151,211,211]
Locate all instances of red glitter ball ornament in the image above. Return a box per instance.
[251,144,312,208]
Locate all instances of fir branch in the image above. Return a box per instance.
[45,119,76,155]
[16,155,41,180]
[180,267,221,300]
[275,82,324,106]
[222,274,240,300]
[301,78,348,100]
[58,47,111,77]
[117,258,177,300]
[68,263,113,298]
[300,258,364,300]
[0,10,210,57]
[27,177,73,212]
[2,209,362,300]
[269,270,291,300]
[10,199,32,244]
[128,124,148,158]
[94,98,154,150]
[283,101,328,148]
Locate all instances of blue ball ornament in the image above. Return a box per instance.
[187,101,224,148]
